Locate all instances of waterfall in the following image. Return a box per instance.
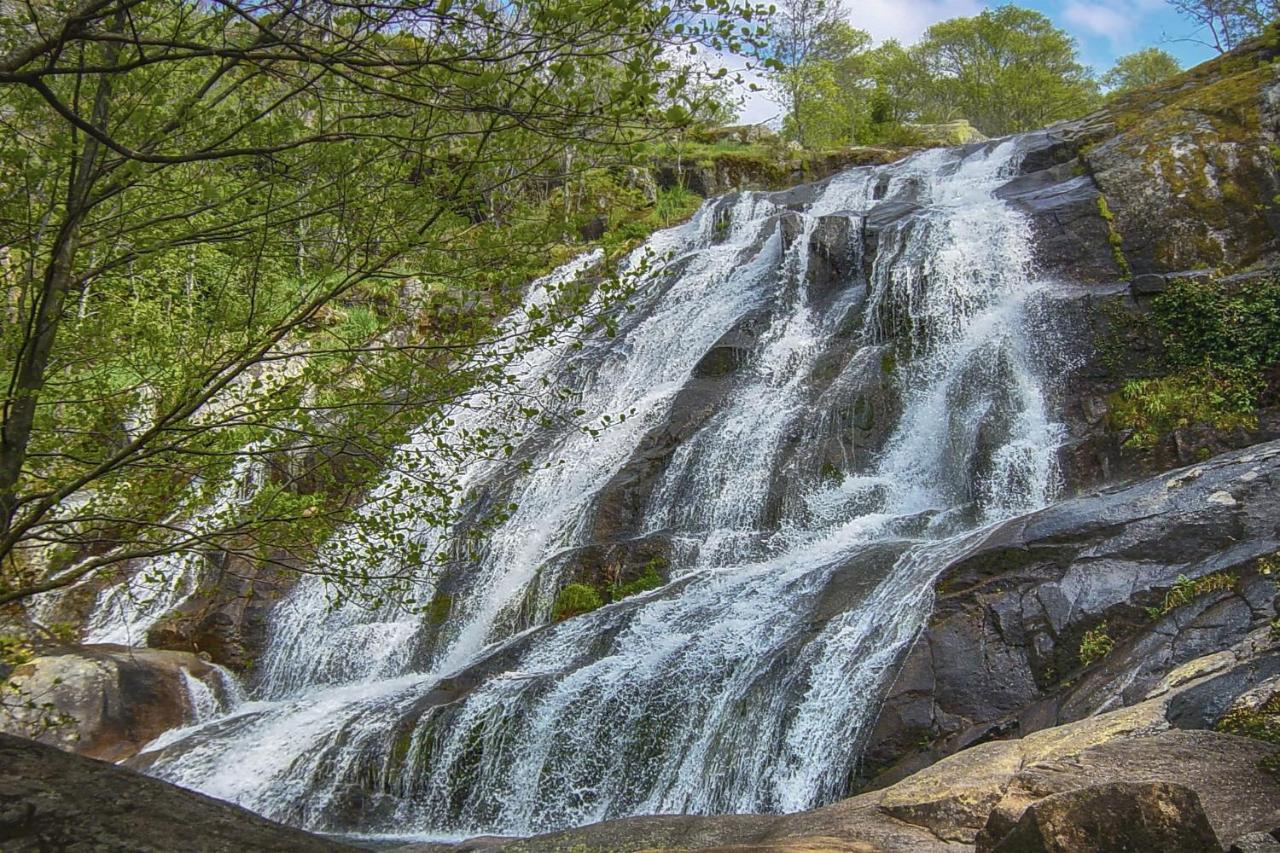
[130,137,1065,839]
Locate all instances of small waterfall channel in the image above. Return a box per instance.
[100,136,1069,839]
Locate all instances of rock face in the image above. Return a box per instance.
[0,645,231,761]
[0,732,354,852]
[859,440,1280,788]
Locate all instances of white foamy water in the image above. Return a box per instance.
[120,138,1065,838]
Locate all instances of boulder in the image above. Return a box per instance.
[0,645,231,761]
[0,732,354,852]
[980,782,1221,853]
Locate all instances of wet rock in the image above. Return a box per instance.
[997,160,1121,283]
[858,441,1280,789]
[0,646,225,761]
[0,732,354,851]
[146,550,296,674]
[1130,272,1167,295]
[807,212,861,302]
[979,782,1221,853]
[468,693,1280,852]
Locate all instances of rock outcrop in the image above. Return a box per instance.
[0,732,355,852]
[0,645,232,761]
[857,440,1280,786]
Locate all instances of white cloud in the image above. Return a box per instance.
[1062,0,1141,51]
[849,0,984,44]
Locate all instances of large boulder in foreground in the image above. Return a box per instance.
[0,732,353,852]
[0,645,233,761]
[980,782,1219,853]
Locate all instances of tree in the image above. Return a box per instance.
[1168,0,1280,53]
[0,0,769,612]
[768,0,848,147]
[776,21,876,147]
[1102,48,1183,95]
[911,6,1101,136]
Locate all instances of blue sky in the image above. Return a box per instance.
[737,0,1219,123]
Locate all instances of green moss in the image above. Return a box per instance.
[1096,195,1132,279]
[426,592,452,626]
[879,349,897,376]
[1079,623,1115,666]
[1216,692,1280,778]
[554,583,604,621]
[613,557,667,600]
[1143,571,1238,619]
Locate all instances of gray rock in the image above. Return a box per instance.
[0,645,227,761]
[1231,830,1280,853]
[858,440,1280,788]
[0,732,354,851]
[1130,272,1167,295]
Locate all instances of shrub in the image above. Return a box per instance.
[1108,275,1280,448]
[1079,623,1115,666]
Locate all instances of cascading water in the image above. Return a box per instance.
[125,136,1067,839]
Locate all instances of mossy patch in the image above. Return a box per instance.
[1096,195,1132,279]
[1105,273,1280,448]
[1216,692,1280,778]
[554,583,604,621]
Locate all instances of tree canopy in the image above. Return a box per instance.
[766,4,1103,145]
[1102,48,1183,95]
[0,0,769,612]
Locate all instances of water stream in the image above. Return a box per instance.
[107,137,1065,838]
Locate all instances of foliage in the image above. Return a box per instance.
[910,7,1101,137]
[1109,275,1280,448]
[0,0,770,614]
[1102,49,1183,95]
[767,0,850,147]
[611,557,668,599]
[1109,373,1257,448]
[1216,692,1280,777]
[1144,572,1238,619]
[1079,623,1115,666]
[767,4,1102,145]
[1168,0,1280,53]
[554,583,605,621]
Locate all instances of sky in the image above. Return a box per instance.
[736,0,1219,124]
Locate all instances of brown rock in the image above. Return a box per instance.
[982,782,1220,853]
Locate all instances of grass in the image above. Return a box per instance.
[1144,572,1238,620]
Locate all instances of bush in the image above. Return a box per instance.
[1108,274,1280,447]
[1144,571,1237,619]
